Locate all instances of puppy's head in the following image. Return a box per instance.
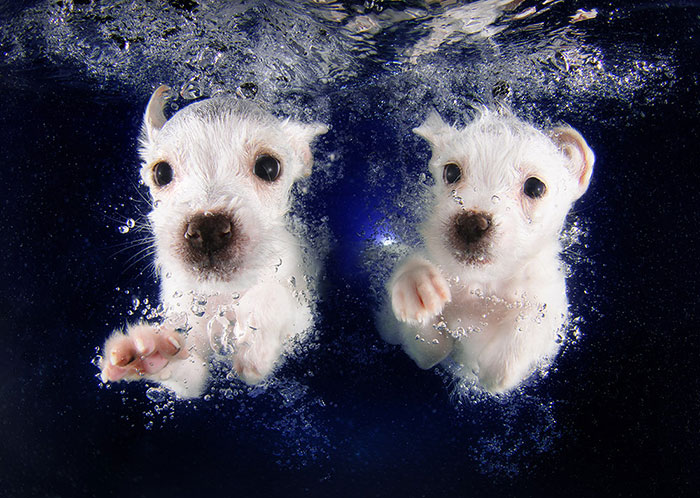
[138,86,327,284]
[414,109,594,281]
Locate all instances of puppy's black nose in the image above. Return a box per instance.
[185,212,233,254]
[454,211,492,244]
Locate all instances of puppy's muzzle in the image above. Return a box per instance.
[449,210,493,263]
[185,211,234,255]
[453,211,492,244]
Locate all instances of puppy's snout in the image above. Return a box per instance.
[185,212,234,254]
[454,211,492,244]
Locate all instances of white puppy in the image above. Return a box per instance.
[100,86,327,398]
[385,109,594,393]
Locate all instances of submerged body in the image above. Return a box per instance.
[384,110,594,393]
[100,86,327,398]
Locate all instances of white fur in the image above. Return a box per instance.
[100,86,327,398]
[384,109,594,393]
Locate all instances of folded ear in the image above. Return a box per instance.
[550,126,595,200]
[142,85,171,143]
[283,120,328,178]
[413,111,452,150]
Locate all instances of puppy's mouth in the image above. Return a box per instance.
[447,210,494,266]
[179,210,246,280]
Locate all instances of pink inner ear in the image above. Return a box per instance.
[551,127,594,196]
[573,142,594,190]
[144,85,170,141]
[564,143,588,187]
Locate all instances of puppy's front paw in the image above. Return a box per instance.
[230,283,295,384]
[391,258,451,324]
[231,316,272,385]
[100,324,188,383]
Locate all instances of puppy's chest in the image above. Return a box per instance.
[442,289,522,335]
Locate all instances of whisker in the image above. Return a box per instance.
[107,235,157,258]
[123,245,157,267]
[121,248,158,276]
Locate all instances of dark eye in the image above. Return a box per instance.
[254,155,281,182]
[443,163,462,184]
[153,161,173,186]
[523,177,546,198]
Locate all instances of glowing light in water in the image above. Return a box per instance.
[378,234,396,246]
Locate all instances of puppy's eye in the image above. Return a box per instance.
[153,161,173,187]
[443,163,462,184]
[254,154,281,182]
[523,177,546,198]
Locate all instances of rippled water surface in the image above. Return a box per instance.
[1,1,699,496]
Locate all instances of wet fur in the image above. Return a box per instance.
[100,87,327,398]
[383,109,594,393]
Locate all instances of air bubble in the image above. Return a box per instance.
[192,294,208,306]
[146,387,169,403]
[126,218,135,228]
[118,225,129,234]
[181,78,203,99]
[491,195,501,204]
[236,82,258,99]
[552,51,570,72]
[434,321,449,333]
[91,354,102,367]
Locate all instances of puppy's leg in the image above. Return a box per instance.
[100,323,208,398]
[399,321,456,370]
[231,282,299,384]
[477,308,561,393]
[476,332,525,393]
[389,257,455,368]
[391,257,451,324]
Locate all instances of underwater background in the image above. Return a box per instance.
[1,0,699,496]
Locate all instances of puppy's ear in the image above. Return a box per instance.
[283,121,328,178]
[413,111,451,150]
[142,85,171,143]
[550,126,595,200]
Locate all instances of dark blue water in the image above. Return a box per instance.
[1,1,699,496]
